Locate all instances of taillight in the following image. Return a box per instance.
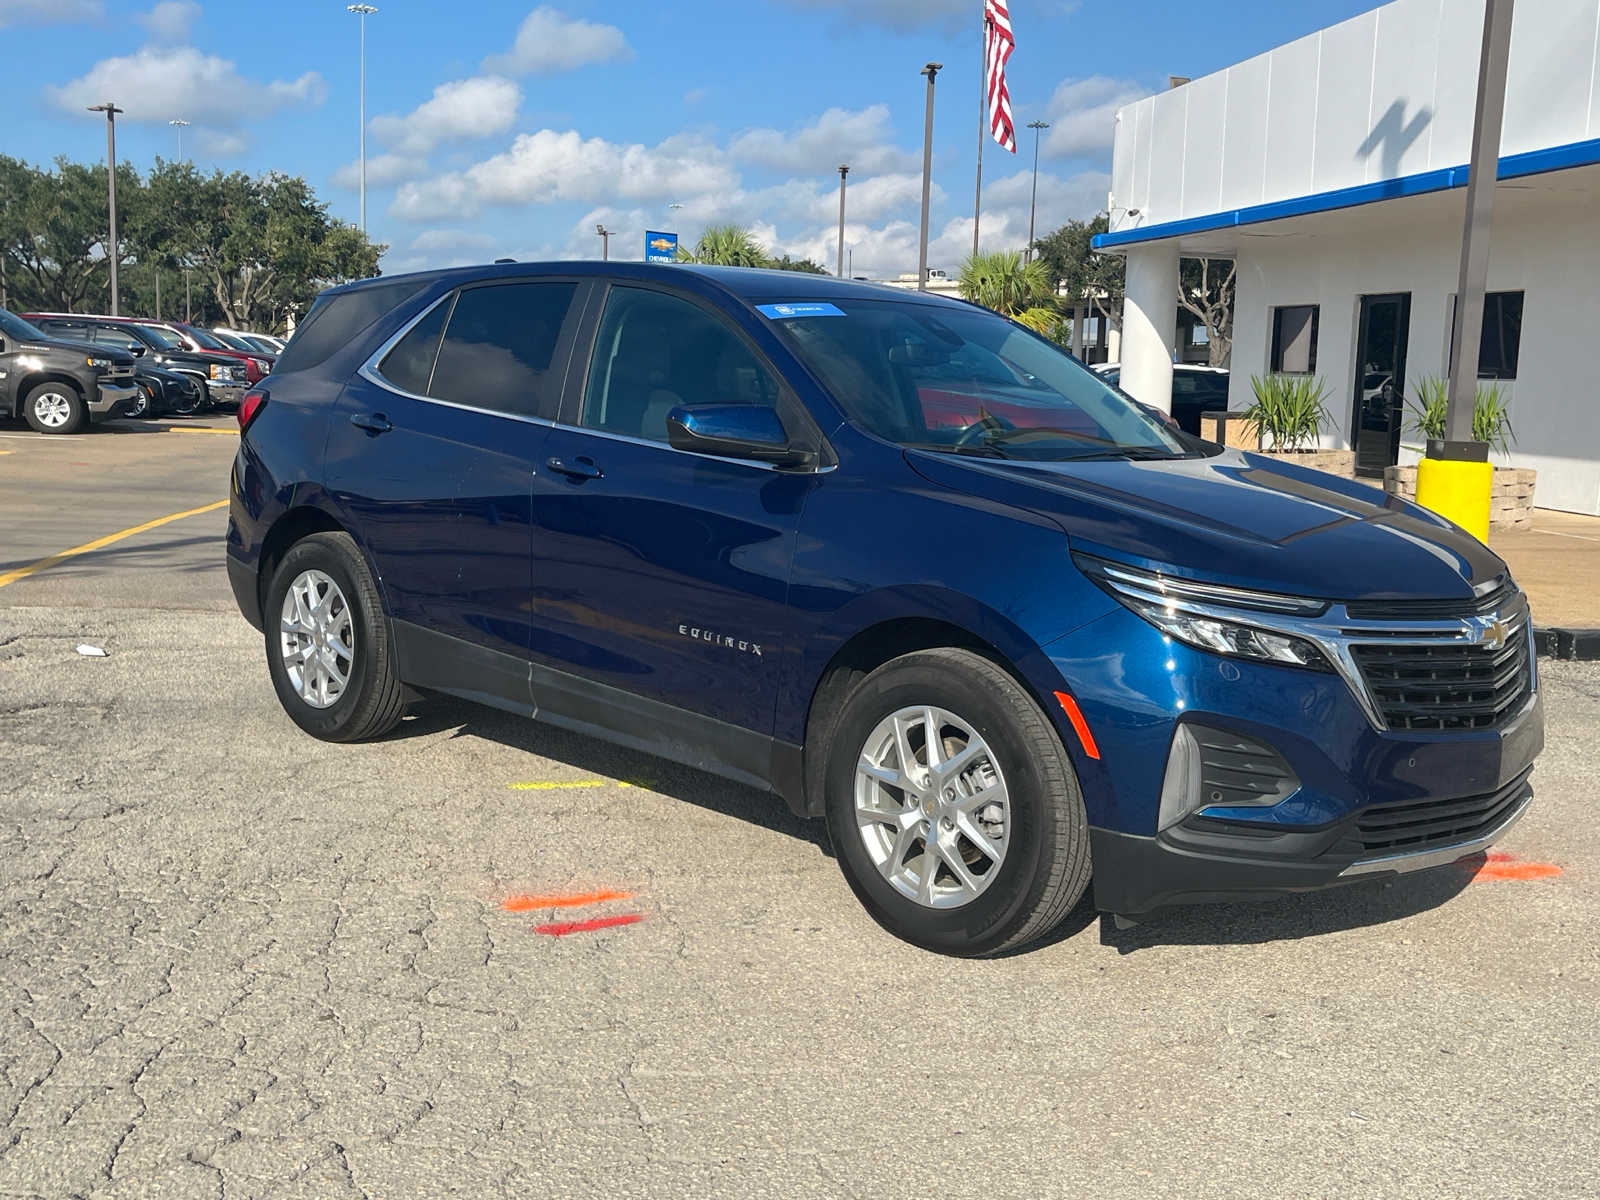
[237,389,268,432]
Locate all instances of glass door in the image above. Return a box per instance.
[1352,293,1412,478]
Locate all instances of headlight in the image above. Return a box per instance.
[209,363,238,381]
[86,356,112,368]
[1075,554,1334,671]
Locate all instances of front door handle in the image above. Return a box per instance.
[350,412,393,435]
[545,455,602,480]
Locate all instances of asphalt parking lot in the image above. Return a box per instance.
[2,419,1597,1199]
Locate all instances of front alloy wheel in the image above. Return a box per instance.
[24,384,85,434]
[824,648,1091,957]
[855,706,1011,908]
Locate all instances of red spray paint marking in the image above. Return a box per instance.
[501,889,632,912]
[534,913,645,937]
[1457,850,1563,882]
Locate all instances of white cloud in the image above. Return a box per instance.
[483,7,633,76]
[369,75,521,156]
[332,153,430,190]
[0,0,102,28]
[411,229,496,253]
[683,87,708,106]
[1043,76,1149,158]
[50,47,326,127]
[392,129,736,220]
[729,105,917,175]
[775,0,971,32]
[139,0,199,40]
[192,128,248,159]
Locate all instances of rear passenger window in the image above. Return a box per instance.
[274,278,429,376]
[428,283,577,416]
[580,287,780,442]
[376,298,450,396]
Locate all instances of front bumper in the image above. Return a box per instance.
[1044,605,1545,916]
[206,381,249,408]
[92,381,140,420]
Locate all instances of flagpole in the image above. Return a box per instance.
[973,1,984,259]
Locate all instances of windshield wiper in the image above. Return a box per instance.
[904,441,1013,459]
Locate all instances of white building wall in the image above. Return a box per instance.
[1227,190,1600,515]
[1108,0,1600,232]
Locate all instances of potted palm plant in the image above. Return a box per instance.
[1239,374,1356,476]
[1383,376,1536,530]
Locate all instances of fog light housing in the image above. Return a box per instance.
[1158,723,1300,831]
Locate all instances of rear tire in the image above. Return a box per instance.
[823,648,1091,957]
[263,531,407,742]
[23,383,86,434]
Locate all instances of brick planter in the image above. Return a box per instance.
[1251,448,1358,478]
[1382,465,1537,530]
[1199,414,1357,478]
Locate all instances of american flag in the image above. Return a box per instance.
[984,0,1017,153]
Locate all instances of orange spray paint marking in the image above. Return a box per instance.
[501,889,633,912]
[534,913,644,936]
[1460,851,1562,882]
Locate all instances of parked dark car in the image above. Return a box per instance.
[27,316,249,410]
[1093,363,1230,437]
[210,328,279,367]
[227,264,1542,956]
[125,362,203,418]
[0,307,140,432]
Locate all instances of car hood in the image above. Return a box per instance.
[16,337,136,366]
[905,447,1507,601]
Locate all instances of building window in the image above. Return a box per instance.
[1270,305,1319,374]
[1450,291,1523,380]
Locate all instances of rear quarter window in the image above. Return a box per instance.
[274,279,429,376]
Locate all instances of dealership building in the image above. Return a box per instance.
[1095,0,1600,515]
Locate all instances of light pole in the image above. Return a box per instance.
[88,102,124,315]
[169,118,189,162]
[836,164,849,278]
[917,63,941,292]
[597,224,612,261]
[348,4,378,234]
[1025,120,1049,263]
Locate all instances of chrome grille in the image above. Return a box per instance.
[1349,623,1532,732]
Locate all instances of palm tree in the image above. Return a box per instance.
[692,224,766,267]
[957,249,1060,336]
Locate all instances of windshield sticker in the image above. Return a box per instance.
[755,302,846,319]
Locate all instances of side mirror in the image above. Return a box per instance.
[666,404,815,468]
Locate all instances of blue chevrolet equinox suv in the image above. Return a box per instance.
[227,263,1544,956]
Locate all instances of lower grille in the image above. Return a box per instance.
[1350,624,1532,731]
[1354,771,1531,855]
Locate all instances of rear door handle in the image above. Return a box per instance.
[545,455,602,480]
[350,412,393,434]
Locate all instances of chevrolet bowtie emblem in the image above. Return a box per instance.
[1475,617,1509,651]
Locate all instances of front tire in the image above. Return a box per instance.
[23,383,86,434]
[127,385,153,419]
[263,531,407,742]
[824,648,1091,957]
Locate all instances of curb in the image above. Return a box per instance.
[1534,627,1600,661]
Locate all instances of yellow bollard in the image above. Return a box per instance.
[1415,456,1493,543]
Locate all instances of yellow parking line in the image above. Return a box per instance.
[508,779,635,791]
[164,427,238,436]
[0,499,228,589]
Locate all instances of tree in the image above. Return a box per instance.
[0,155,142,313]
[956,249,1059,335]
[1033,213,1124,345]
[691,224,766,267]
[1179,257,1235,367]
[765,253,828,274]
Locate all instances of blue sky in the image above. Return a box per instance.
[4,0,1380,277]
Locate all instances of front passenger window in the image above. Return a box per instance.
[579,287,780,443]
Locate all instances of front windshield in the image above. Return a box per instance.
[0,309,48,342]
[772,299,1193,461]
[182,325,229,351]
[137,324,183,349]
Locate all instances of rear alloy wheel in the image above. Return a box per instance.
[264,531,407,741]
[23,383,86,434]
[171,381,201,415]
[825,648,1091,957]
